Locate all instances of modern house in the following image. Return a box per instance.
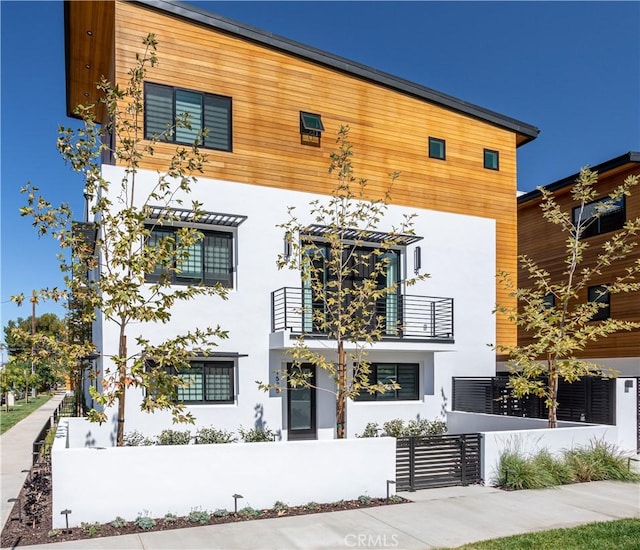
[65,0,539,440]
[515,152,640,450]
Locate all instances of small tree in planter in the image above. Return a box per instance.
[496,167,639,428]
[260,126,429,438]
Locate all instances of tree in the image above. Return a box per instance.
[260,126,428,438]
[496,167,640,428]
[4,312,67,392]
[14,34,228,445]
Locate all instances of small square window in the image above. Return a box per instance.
[484,149,499,170]
[300,111,324,147]
[428,137,446,160]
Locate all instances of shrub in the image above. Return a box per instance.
[532,449,575,485]
[80,522,101,537]
[163,512,178,524]
[238,506,261,519]
[564,441,640,482]
[273,501,289,515]
[188,508,211,524]
[381,418,447,437]
[195,426,237,444]
[357,495,372,505]
[213,508,229,518]
[123,430,155,446]
[496,450,546,490]
[388,495,404,503]
[110,516,128,528]
[156,429,192,446]
[357,422,380,438]
[238,426,276,442]
[304,501,321,511]
[134,511,156,530]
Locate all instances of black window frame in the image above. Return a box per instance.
[300,111,324,147]
[573,196,626,239]
[588,285,610,321]
[428,137,446,160]
[145,225,234,288]
[483,148,499,170]
[167,360,235,405]
[144,82,232,152]
[355,363,419,401]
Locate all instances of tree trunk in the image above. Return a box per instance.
[116,333,127,446]
[336,342,347,439]
[548,367,558,429]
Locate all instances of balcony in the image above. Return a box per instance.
[271,287,454,342]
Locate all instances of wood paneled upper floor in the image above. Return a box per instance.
[517,152,640,358]
[65,0,540,348]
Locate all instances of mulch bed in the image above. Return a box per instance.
[1,462,407,548]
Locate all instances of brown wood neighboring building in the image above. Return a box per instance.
[516,152,640,366]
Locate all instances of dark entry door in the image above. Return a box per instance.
[287,364,316,440]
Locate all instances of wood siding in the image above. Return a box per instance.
[112,1,523,347]
[518,163,640,358]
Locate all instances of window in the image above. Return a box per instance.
[484,148,499,170]
[588,285,610,321]
[145,82,232,151]
[169,361,235,404]
[356,363,419,401]
[542,293,555,309]
[573,196,625,239]
[428,137,446,160]
[145,226,233,287]
[300,111,324,146]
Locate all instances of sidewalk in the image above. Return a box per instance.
[11,480,640,549]
[0,391,67,530]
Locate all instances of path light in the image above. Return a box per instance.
[60,509,72,533]
[386,480,396,501]
[232,493,244,513]
[7,498,21,522]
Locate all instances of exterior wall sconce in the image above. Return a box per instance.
[625,379,633,393]
[283,233,292,260]
[414,246,422,275]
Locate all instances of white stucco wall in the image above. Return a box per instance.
[52,419,396,528]
[616,377,638,451]
[95,165,497,440]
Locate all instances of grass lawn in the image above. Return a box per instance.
[0,393,53,435]
[458,519,640,549]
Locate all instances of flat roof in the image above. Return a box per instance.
[518,151,640,204]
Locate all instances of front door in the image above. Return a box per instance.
[287,364,316,440]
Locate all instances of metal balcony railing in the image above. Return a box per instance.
[271,287,454,341]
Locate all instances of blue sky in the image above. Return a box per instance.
[1,1,639,335]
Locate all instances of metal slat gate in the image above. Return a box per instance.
[396,433,482,491]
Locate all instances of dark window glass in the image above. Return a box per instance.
[573,196,625,239]
[355,363,419,401]
[484,149,499,170]
[146,226,233,287]
[588,285,610,321]
[145,82,232,152]
[542,293,555,309]
[172,361,234,404]
[428,137,446,160]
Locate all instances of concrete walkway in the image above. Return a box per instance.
[0,391,67,530]
[10,481,640,549]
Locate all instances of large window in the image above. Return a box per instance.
[169,361,235,404]
[356,363,419,401]
[145,82,232,151]
[573,196,625,239]
[302,243,400,336]
[588,285,610,321]
[146,226,233,287]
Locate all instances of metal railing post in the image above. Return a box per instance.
[409,437,416,492]
[460,434,467,485]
